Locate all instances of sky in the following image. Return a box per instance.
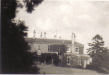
[15,0,109,54]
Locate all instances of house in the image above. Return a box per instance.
[25,33,84,54]
[25,33,91,68]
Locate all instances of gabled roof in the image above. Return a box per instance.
[25,38,84,47]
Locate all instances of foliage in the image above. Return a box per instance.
[87,35,105,66]
[23,0,43,13]
[40,53,59,65]
[1,0,43,73]
[50,44,67,55]
[87,34,109,73]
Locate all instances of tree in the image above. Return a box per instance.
[1,0,43,73]
[100,47,109,73]
[87,34,108,69]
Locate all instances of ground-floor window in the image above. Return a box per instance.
[67,56,70,65]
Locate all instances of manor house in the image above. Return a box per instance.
[26,33,91,68]
[26,33,84,54]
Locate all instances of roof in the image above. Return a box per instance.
[25,38,84,47]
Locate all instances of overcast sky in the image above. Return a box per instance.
[15,0,109,53]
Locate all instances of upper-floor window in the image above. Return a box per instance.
[75,47,79,52]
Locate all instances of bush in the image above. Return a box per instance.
[40,53,59,65]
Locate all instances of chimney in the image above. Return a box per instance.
[54,35,57,39]
[40,32,42,38]
[44,32,46,38]
[71,33,76,53]
[59,36,61,39]
[72,33,75,44]
[33,30,36,38]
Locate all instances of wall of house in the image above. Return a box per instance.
[78,46,84,54]
[66,44,72,52]
[29,42,84,55]
[67,44,84,54]
[29,43,49,53]
[74,44,84,54]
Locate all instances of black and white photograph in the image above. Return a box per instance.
[1,0,109,74]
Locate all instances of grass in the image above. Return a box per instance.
[37,64,104,74]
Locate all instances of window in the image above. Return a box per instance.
[37,45,41,55]
[38,45,40,50]
[75,47,79,52]
[67,47,70,51]
[67,56,70,65]
[67,58,70,64]
[48,45,50,52]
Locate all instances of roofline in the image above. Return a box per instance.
[25,37,84,47]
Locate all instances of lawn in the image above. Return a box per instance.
[37,64,104,74]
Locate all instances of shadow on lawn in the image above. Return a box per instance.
[86,65,109,74]
[56,64,83,69]
[56,64,109,74]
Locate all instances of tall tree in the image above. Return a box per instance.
[87,34,107,68]
[1,0,43,73]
